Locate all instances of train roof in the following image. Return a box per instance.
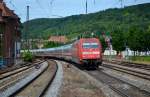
[78,38,99,43]
[22,44,72,53]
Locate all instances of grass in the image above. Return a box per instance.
[129,56,150,64]
[103,55,150,64]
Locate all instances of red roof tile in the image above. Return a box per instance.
[48,36,68,43]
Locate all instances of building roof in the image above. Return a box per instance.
[48,36,68,43]
[0,0,19,20]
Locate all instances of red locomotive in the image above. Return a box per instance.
[34,38,102,69]
[71,38,102,68]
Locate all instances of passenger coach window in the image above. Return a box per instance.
[83,43,99,48]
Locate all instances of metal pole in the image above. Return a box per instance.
[120,0,123,8]
[26,5,29,50]
[109,44,112,61]
[61,35,63,57]
[86,0,87,14]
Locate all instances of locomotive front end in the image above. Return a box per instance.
[79,38,102,68]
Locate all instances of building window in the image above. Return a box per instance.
[0,9,2,16]
[0,24,4,58]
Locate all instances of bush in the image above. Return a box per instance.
[43,41,63,48]
[22,51,34,62]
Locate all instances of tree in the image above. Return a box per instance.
[43,41,63,48]
[99,36,107,53]
[146,25,150,51]
[111,28,126,54]
[127,26,148,53]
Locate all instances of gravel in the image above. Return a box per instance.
[58,62,118,97]
[102,66,150,93]
[0,62,48,97]
[44,60,63,97]
[15,60,57,97]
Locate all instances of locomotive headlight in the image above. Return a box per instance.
[82,51,100,54]
[82,52,90,54]
[92,51,100,54]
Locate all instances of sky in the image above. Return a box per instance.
[4,0,150,22]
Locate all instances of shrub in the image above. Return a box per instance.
[22,51,34,62]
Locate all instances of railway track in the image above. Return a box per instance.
[104,59,150,70]
[102,60,150,81]
[86,69,150,97]
[0,60,45,80]
[13,60,58,97]
[102,63,150,81]
[0,60,41,74]
[0,60,58,97]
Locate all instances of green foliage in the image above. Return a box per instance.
[43,41,63,48]
[99,37,107,52]
[22,51,34,62]
[129,56,150,62]
[127,25,150,52]
[22,3,150,39]
[22,3,150,52]
[111,27,126,52]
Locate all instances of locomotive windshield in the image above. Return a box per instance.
[83,43,99,48]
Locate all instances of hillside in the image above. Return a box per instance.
[22,3,150,40]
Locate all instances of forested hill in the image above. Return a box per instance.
[22,3,150,39]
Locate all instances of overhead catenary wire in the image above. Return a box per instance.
[50,0,55,5]
[49,0,55,17]
[119,0,124,8]
[118,0,138,8]
[50,0,64,18]
[5,0,22,16]
[35,0,50,17]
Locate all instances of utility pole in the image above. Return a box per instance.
[119,0,123,8]
[25,5,29,50]
[93,0,95,5]
[86,0,87,14]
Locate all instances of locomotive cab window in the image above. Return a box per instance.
[83,43,99,48]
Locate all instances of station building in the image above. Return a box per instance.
[0,0,21,67]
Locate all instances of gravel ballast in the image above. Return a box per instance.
[58,62,119,97]
[44,60,63,97]
[102,66,150,92]
[0,62,48,97]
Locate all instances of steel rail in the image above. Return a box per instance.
[104,59,150,70]
[96,69,131,97]
[0,60,45,80]
[86,69,150,97]
[0,60,48,97]
[0,60,41,74]
[38,60,58,97]
[102,63,150,81]
[10,60,58,97]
